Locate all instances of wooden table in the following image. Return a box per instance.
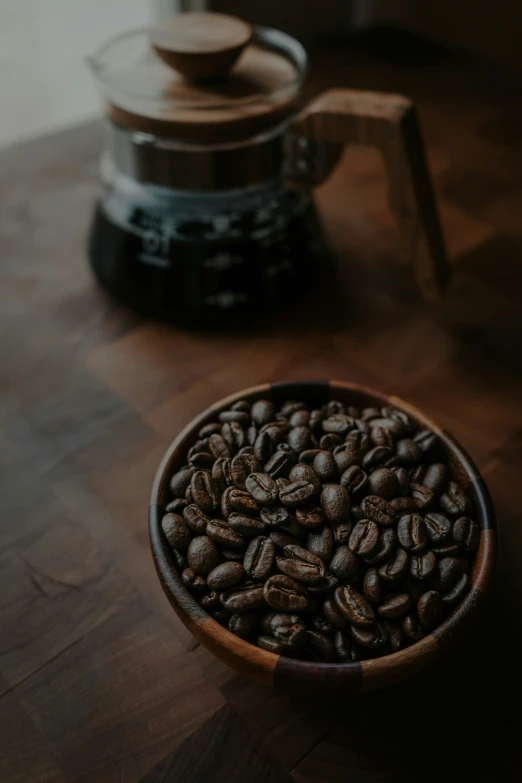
[2,37,522,782]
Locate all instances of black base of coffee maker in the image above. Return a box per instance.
[88,202,320,329]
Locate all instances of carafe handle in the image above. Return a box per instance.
[288,89,449,300]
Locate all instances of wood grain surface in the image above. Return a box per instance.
[1,35,522,783]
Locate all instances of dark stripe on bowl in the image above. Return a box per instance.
[270,380,329,409]
[274,656,362,692]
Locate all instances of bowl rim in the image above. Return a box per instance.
[149,379,496,691]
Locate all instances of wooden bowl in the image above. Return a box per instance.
[149,380,495,691]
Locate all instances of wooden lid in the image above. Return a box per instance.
[92,13,306,143]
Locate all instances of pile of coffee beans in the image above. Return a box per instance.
[162,397,480,662]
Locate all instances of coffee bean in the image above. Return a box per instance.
[280,480,317,507]
[229,612,258,638]
[162,513,191,551]
[208,433,231,460]
[222,487,260,518]
[334,445,361,473]
[263,575,308,612]
[276,478,290,492]
[349,519,380,557]
[409,464,425,484]
[221,582,265,612]
[207,561,245,591]
[290,409,311,428]
[220,547,244,562]
[246,426,258,446]
[254,431,272,463]
[320,433,343,450]
[191,471,219,514]
[361,495,394,526]
[222,421,246,452]
[424,512,452,544]
[213,609,232,625]
[395,438,422,464]
[219,410,250,426]
[330,546,359,580]
[307,630,336,661]
[187,536,219,575]
[245,472,278,505]
[228,512,266,536]
[453,517,480,552]
[363,567,382,603]
[385,620,403,651]
[185,485,193,504]
[169,466,192,497]
[313,451,337,481]
[207,519,246,550]
[334,629,358,661]
[346,429,368,450]
[257,634,287,653]
[288,463,319,485]
[295,505,325,529]
[276,544,326,585]
[323,597,348,629]
[259,421,291,443]
[307,527,334,562]
[280,400,307,417]
[397,514,427,552]
[378,548,408,583]
[287,426,316,452]
[432,543,461,556]
[391,467,410,496]
[322,414,354,435]
[307,574,339,597]
[166,497,189,514]
[199,422,222,438]
[264,450,294,479]
[269,530,302,550]
[410,550,437,581]
[364,528,396,565]
[413,429,438,454]
[442,572,470,606]
[389,497,420,514]
[212,457,232,490]
[251,399,275,427]
[362,446,395,471]
[299,449,322,466]
[340,465,368,498]
[417,590,444,630]
[231,400,250,413]
[321,484,351,522]
[263,613,307,647]
[188,439,209,459]
[371,425,394,449]
[369,416,404,437]
[260,506,290,527]
[431,557,462,591]
[244,536,276,580]
[332,520,353,545]
[182,568,207,593]
[351,621,388,649]
[410,484,435,509]
[423,463,448,494]
[368,468,400,500]
[378,593,411,619]
[183,503,210,535]
[334,586,374,627]
[172,550,187,572]
[402,612,424,641]
[200,591,220,611]
[230,453,261,489]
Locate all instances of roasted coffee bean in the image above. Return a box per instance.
[230,453,261,489]
[322,414,353,435]
[213,609,232,625]
[188,451,215,469]
[340,465,368,498]
[219,410,250,426]
[307,527,334,562]
[280,480,317,507]
[334,445,361,473]
[364,528,396,565]
[257,635,287,653]
[185,485,193,504]
[221,581,265,612]
[187,536,219,575]
[288,463,319,485]
[320,433,343,450]
[361,495,394,526]
[222,487,260,518]
[395,438,422,465]
[334,586,374,627]
[402,612,424,641]
[259,421,291,443]
[409,464,425,484]
[182,568,207,593]
[207,561,245,591]
[410,550,437,581]
[295,505,324,529]
[307,574,339,597]
[260,506,290,528]
[369,416,403,437]
[229,612,258,639]
[368,468,400,501]
[199,422,222,438]
[264,450,294,479]
[330,546,359,580]
[323,597,348,629]
[418,590,444,630]
[231,400,250,413]
[276,544,326,584]
[432,557,462,591]
[228,512,266,537]
[371,425,394,449]
[212,457,232,490]
[254,431,272,463]
[441,571,469,605]
[432,543,461,556]
[169,466,193,497]
[332,520,353,545]
[172,550,187,572]
[313,450,337,481]
[299,449,322,466]
[410,484,435,510]
[166,497,189,514]
[397,514,427,552]
[251,399,275,427]
[351,621,387,649]
[363,446,395,470]
[162,513,191,551]
[287,426,316,452]
[222,421,246,452]
[363,567,382,603]
[453,517,480,552]
[208,433,231,460]
[245,472,278,505]
[276,478,290,492]
[200,591,220,611]
[390,497,420,514]
[378,593,411,619]
[183,504,210,534]
[280,400,307,417]
[191,471,219,514]
[423,463,448,494]
[244,536,275,580]
[246,425,258,446]
[269,530,302,550]
[321,484,351,522]
[378,548,408,583]
[220,547,245,562]
[188,439,209,459]
[334,629,358,661]
[349,519,380,557]
[207,519,246,550]
[263,613,307,647]
[263,575,308,612]
[290,409,311,428]
[346,429,368,449]
[310,616,335,637]
[385,621,403,652]
[309,409,326,433]
[413,429,438,454]
[392,467,410,496]
[307,630,336,661]
[424,512,452,544]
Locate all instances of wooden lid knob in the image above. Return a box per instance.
[150,12,252,82]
